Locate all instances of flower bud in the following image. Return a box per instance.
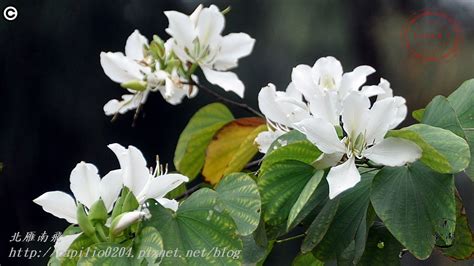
[110,211,146,236]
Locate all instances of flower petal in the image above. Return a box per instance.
[164,11,196,46]
[111,211,146,235]
[312,56,343,90]
[54,233,82,257]
[201,67,244,98]
[326,156,360,199]
[103,94,137,116]
[254,129,285,154]
[291,64,315,99]
[108,144,150,197]
[365,97,399,144]
[100,169,123,212]
[145,174,189,200]
[100,52,145,83]
[69,162,101,209]
[125,30,148,61]
[360,85,386,98]
[214,33,255,71]
[339,65,375,97]
[342,92,370,138]
[312,152,344,170]
[376,78,393,100]
[364,137,421,166]
[308,90,340,125]
[294,117,346,154]
[196,6,224,46]
[157,198,179,212]
[33,191,77,224]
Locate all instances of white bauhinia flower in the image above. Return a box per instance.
[33,162,123,223]
[165,4,255,98]
[255,83,311,153]
[291,56,377,125]
[33,162,123,257]
[295,92,422,199]
[101,31,197,114]
[108,143,188,211]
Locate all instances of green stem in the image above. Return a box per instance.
[275,233,306,243]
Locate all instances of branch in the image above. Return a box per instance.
[275,233,306,243]
[185,81,264,118]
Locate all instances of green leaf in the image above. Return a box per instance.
[267,130,308,151]
[412,108,425,122]
[440,193,474,260]
[60,234,96,265]
[203,118,265,184]
[143,188,242,265]
[241,220,269,265]
[370,162,456,259]
[387,124,470,173]
[258,160,316,227]
[77,243,132,265]
[133,226,164,265]
[215,173,262,236]
[88,199,108,223]
[287,170,324,230]
[292,252,324,266]
[174,103,234,180]
[421,79,474,180]
[310,171,375,261]
[358,222,403,266]
[260,140,321,176]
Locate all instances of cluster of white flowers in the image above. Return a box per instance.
[33,144,188,256]
[100,4,255,117]
[256,56,422,199]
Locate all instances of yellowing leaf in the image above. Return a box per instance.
[203,117,266,184]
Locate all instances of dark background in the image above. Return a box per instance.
[1,0,473,265]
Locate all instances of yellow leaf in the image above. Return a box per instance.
[203,118,266,184]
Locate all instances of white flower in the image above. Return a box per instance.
[295,92,421,199]
[291,56,377,125]
[108,143,188,211]
[165,5,255,98]
[33,162,123,224]
[110,210,147,236]
[255,83,311,153]
[54,233,82,257]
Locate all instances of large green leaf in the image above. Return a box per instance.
[260,140,321,176]
[310,171,375,262]
[370,162,456,259]
[421,79,474,180]
[133,226,164,264]
[60,233,96,265]
[215,173,261,236]
[440,193,474,260]
[241,220,269,265]
[358,222,403,266]
[143,188,242,265]
[174,103,234,180]
[258,160,316,227]
[387,124,470,174]
[77,243,132,265]
[287,170,324,229]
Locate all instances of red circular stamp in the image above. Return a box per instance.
[402,10,462,62]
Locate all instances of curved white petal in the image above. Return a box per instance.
[214,33,255,71]
[390,96,407,129]
[100,52,145,83]
[108,144,150,197]
[164,11,196,47]
[312,56,343,90]
[33,191,77,224]
[365,97,399,144]
[190,4,203,24]
[360,85,386,98]
[196,6,224,46]
[285,82,302,101]
[291,64,315,99]
[201,67,244,98]
[125,30,148,61]
[340,65,375,97]
[159,78,188,105]
[54,233,82,257]
[363,137,421,166]
[157,198,179,212]
[103,94,137,116]
[100,169,123,212]
[312,152,344,170]
[308,90,340,125]
[255,129,285,154]
[326,156,360,199]
[111,211,146,235]
[145,174,189,200]
[294,117,346,154]
[69,162,101,209]
[376,78,393,100]
[342,92,370,138]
